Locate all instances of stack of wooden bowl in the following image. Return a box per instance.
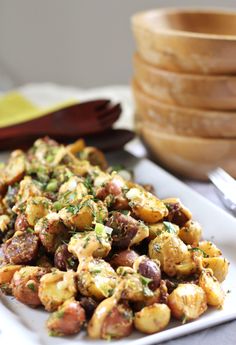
[131,8,236,180]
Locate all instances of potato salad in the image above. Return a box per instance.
[0,137,229,339]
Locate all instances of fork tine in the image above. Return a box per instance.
[214,167,236,185]
[208,168,236,203]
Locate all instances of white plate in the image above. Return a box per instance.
[1,152,236,345]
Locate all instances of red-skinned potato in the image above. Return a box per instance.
[81,147,108,171]
[79,296,98,319]
[0,264,22,294]
[3,232,39,264]
[14,214,29,232]
[134,256,161,291]
[54,244,78,271]
[35,213,69,253]
[12,266,49,307]
[106,212,149,249]
[88,298,133,340]
[163,198,192,227]
[101,303,133,340]
[109,249,139,269]
[95,173,129,210]
[47,298,86,336]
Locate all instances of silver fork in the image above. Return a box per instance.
[208,167,236,216]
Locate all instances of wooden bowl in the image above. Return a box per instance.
[136,119,236,180]
[132,80,236,138]
[133,53,236,110]
[132,8,236,75]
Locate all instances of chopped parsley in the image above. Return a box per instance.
[26,227,34,234]
[55,310,64,319]
[189,247,209,258]
[90,269,102,275]
[27,282,36,292]
[163,221,177,234]
[120,210,130,216]
[84,175,94,194]
[140,275,153,297]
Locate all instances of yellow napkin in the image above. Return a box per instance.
[0,91,76,128]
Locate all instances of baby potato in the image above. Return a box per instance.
[0,264,22,293]
[133,255,161,290]
[80,296,98,319]
[3,150,25,185]
[68,228,111,259]
[109,249,139,269]
[149,232,190,276]
[101,303,133,339]
[13,176,42,212]
[202,257,229,282]
[199,269,225,307]
[168,283,207,321]
[117,267,154,301]
[47,298,86,336]
[58,176,88,206]
[198,241,222,257]
[3,232,39,264]
[12,266,49,307]
[175,260,196,276]
[88,294,119,339]
[59,196,108,231]
[106,212,149,249]
[80,146,108,171]
[134,303,170,334]
[39,270,77,311]
[35,213,69,253]
[36,255,53,269]
[133,287,162,312]
[163,198,192,227]
[95,173,128,208]
[0,245,6,266]
[126,187,168,223]
[66,138,85,155]
[149,222,179,240]
[54,244,78,271]
[0,215,10,233]
[77,258,117,300]
[14,214,29,232]
[179,220,202,245]
[25,196,52,226]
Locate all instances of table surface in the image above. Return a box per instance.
[0,83,235,345]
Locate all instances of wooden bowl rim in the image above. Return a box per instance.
[132,79,236,116]
[140,121,236,143]
[134,52,236,80]
[131,8,236,41]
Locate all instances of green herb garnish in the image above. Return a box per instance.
[189,247,209,258]
[27,282,36,292]
[163,221,177,234]
[140,276,153,297]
